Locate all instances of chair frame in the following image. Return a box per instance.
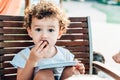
[0,15,120,80]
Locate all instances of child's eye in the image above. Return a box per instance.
[49,29,54,32]
[35,28,41,32]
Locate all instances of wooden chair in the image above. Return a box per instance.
[0,15,120,80]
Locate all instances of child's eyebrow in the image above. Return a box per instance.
[34,25,42,27]
[49,25,56,28]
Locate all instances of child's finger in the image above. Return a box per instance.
[34,41,43,50]
[75,63,85,74]
[37,41,48,53]
[42,43,49,51]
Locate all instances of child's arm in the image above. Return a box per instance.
[17,60,36,80]
[17,41,49,80]
[60,62,85,80]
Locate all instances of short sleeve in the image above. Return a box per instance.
[64,49,75,61]
[57,46,75,62]
[10,48,30,68]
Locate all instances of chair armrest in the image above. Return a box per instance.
[92,61,120,80]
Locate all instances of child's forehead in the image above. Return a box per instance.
[32,16,59,21]
[32,17,59,23]
[31,17,59,27]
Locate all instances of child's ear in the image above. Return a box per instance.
[27,27,32,38]
[57,31,63,39]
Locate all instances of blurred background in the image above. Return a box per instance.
[0,0,120,79]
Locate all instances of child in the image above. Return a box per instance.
[10,1,85,80]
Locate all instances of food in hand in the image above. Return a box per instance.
[42,40,49,48]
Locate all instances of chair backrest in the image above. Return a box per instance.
[0,15,93,80]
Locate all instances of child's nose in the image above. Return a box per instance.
[41,32,48,38]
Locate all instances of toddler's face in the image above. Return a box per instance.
[27,17,62,47]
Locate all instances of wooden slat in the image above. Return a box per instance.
[76,60,90,65]
[0,35,31,40]
[0,22,23,27]
[0,49,22,54]
[0,41,88,47]
[2,63,13,68]
[1,75,16,80]
[0,35,88,40]
[67,28,88,34]
[61,34,88,40]
[0,28,88,34]
[68,22,87,28]
[56,41,89,46]
[0,42,34,47]
[2,68,17,74]
[74,53,89,58]
[0,15,87,22]
[0,48,89,56]
[1,56,14,62]
[0,22,88,28]
[0,23,87,29]
[0,15,24,21]
[69,17,87,22]
[66,46,89,52]
[0,46,89,54]
[0,29,27,34]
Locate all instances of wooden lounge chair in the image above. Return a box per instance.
[0,15,120,80]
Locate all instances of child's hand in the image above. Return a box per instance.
[71,62,85,75]
[28,40,49,63]
[75,62,85,74]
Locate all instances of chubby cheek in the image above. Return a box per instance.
[33,36,40,45]
[48,36,58,47]
[32,38,39,45]
[49,39,57,46]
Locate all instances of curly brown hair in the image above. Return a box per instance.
[24,0,70,33]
